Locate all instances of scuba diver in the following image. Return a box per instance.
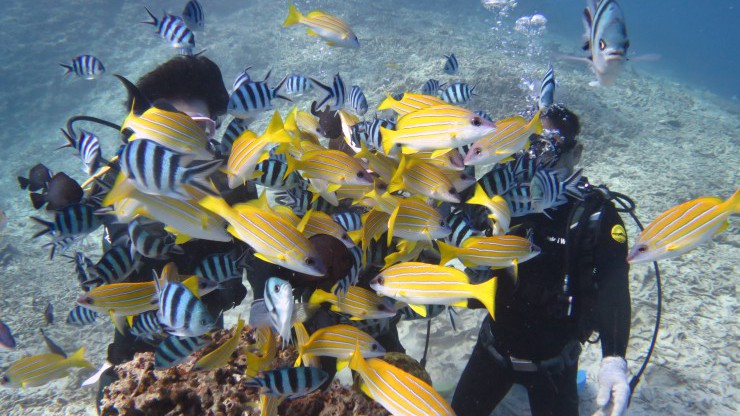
[451,104,632,416]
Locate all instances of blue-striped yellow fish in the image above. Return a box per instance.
[388,197,451,244]
[466,183,511,235]
[464,112,542,166]
[348,343,455,416]
[437,235,540,271]
[1,347,93,388]
[296,324,385,370]
[387,156,460,203]
[122,104,211,158]
[377,92,447,116]
[193,317,245,371]
[199,195,326,276]
[309,287,397,321]
[76,280,159,318]
[354,144,398,182]
[283,4,359,48]
[297,210,355,248]
[226,111,293,189]
[628,189,739,264]
[246,327,277,379]
[381,105,497,157]
[370,262,496,319]
[356,209,391,262]
[286,149,373,187]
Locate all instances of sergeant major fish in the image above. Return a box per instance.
[181,0,204,31]
[581,0,629,86]
[59,55,105,80]
[143,8,196,54]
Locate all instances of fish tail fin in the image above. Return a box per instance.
[729,188,740,214]
[376,91,397,111]
[56,128,76,150]
[386,155,407,194]
[308,288,335,306]
[59,63,73,76]
[380,126,397,155]
[474,276,498,321]
[529,110,543,135]
[31,216,54,239]
[30,193,47,210]
[142,7,158,26]
[17,176,30,190]
[183,159,223,196]
[309,77,334,110]
[199,195,233,221]
[466,183,490,207]
[68,347,94,369]
[348,341,366,373]
[387,203,402,245]
[436,240,458,266]
[283,4,302,27]
[101,173,135,207]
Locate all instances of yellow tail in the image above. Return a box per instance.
[729,188,740,214]
[467,183,491,208]
[380,126,398,156]
[377,91,398,111]
[67,347,94,369]
[528,110,543,135]
[283,4,302,27]
[436,241,459,266]
[473,277,498,321]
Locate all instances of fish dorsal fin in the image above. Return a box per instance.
[181,276,202,299]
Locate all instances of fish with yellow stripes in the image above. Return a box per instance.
[226,111,293,189]
[246,327,277,379]
[377,91,447,116]
[354,209,390,262]
[286,149,373,187]
[463,112,542,166]
[122,103,211,158]
[283,4,359,48]
[76,279,160,318]
[295,324,385,370]
[297,209,355,248]
[381,104,497,157]
[628,189,740,264]
[309,287,397,320]
[348,343,456,416]
[407,148,465,171]
[437,235,540,271]
[199,195,326,276]
[388,156,461,203]
[192,317,245,371]
[388,197,451,244]
[466,183,512,235]
[1,347,93,388]
[370,262,496,319]
[354,144,398,182]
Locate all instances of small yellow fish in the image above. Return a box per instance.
[246,327,277,379]
[370,262,497,319]
[193,317,245,371]
[355,209,391,262]
[122,103,211,158]
[387,197,451,244]
[628,189,739,264]
[381,104,497,157]
[283,4,359,48]
[387,156,460,203]
[355,144,399,182]
[309,287,397,321]
[437,235,540,272]
[377,92,447,116]
[1,347,93,388]
[463,112,542,166]
[286,149,373,187]
[348,343,455,416]
[296,324,385,370]
[466,183,512,235]
[297,210,355,248]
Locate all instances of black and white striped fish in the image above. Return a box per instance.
[254,159,300,190]
[332,211,362,232]
[31,204,102,240]
[440,82,477,104]
[348,85,368,116]
[513,168,583,217]
[287,187,312,216]
[128,217,183,259]
[130,311,163,338]
[311,73,346,110]
[59,128,102,176]
[143,8,195,53]
[478,156,536,198]
[42,236,83,261]
[444,208,483,247]
[443,53,459,75]
[63,251,96,291]
[66,305,98,326]
[333,244,363,297]
[363,117,395,151]
[155,275,215,337]
[119,138,221,200]
[366,236,394,269]
[244,367,329,399]
[227,70,290,119]
[194,252,242,283]
[421,79,446,96]
[59,55,105,80]
[154,335,210,369]
[220,118,249,154]
[181,0,204,31]
[84,244,140,287]
[232,66,253,91]
[538,64,555,110]
[279,74,313,95]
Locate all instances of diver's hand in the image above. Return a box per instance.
[593,356,630,416]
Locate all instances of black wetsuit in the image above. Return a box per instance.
[452,187,631,416]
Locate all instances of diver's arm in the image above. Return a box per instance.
[594,202,631,358]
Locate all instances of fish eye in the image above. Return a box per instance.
[475,148,482,155]
[342,233,349,240]
[439,220,445,226]
[305,257,316,266]
[200,318,209,326]
[371,343,378,351]
[376,276,384,285]
[599,39,607,50]
[357,171,365,178]
[274,285,280,293]
[449,187,458,195]
[637,245,647,253]
[472,117,482,127]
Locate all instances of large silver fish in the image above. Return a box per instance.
[582,0,629,86]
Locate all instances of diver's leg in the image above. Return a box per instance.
[525,363,579,416]
[451,339,513,416]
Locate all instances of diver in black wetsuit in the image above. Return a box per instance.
[452,105,632,416]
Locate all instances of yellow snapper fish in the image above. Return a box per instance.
[387,197,451,244]
[463,112,542,166]
[437,235,540,273]
[284,107,321,146]
[226,111,293,189]
[466,183,512,235]
[352,209,391,262]
[407,148,465,171]
[199,195,326,276]
[348,344,455,416]
[387,156,461,203]
[360,188,404,214]
[246,327,277,379]
[192,317,245,371]
[355,144,399,182]
[334,182,378,202]
[293,322,320,368]
[1,347,93,388]
[297,210,355,248]
[627,189,740,264]
[259,392,285,416]
[283,4,359,48]
[381,104,497,157]
[295,324,385,370]
[383,239,433,268]
[286,149,373,188]
[122,102,211,159]
[370,262,497,320]
[376,91,447,116]
[309,287,397,321]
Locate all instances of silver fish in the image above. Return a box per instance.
[538,64,555,109]
[249,277,294,346]
[582,0,629,86]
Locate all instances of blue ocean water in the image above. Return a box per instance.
[0,1,737,415]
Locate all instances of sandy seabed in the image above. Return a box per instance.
[0,0,737,415]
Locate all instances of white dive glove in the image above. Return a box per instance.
[593,356,630,416]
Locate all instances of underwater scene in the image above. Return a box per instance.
[0,0,737,415]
